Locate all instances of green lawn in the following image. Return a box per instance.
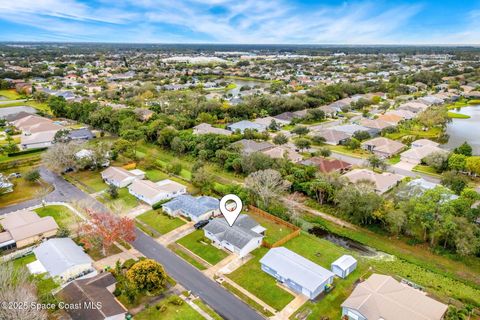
[221,281,275,317]
[447,111,471,119]
[192,299,223,320]
[169,244,208,270]
[97,187,139,213]
[0,166,52,208]
[65,170,108,193]
[413,164,442,177]
[176,230,229,265]
[386,154,401,165]
[324,145,369,158]
[142,168,199,194]
[0,89,21,100]
[35,205,78,229]
[135,295,203,320]
[284,233,369,319]
[247,211,295,245]
[0,148,44,163]
[227,248,295,311]
[137,210,186,235]
[385,126,442,141]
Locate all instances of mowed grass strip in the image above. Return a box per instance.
[136,210,186,235]
[135,295,203,320]
[227,247,295,311]
[35,205,78,229]
[176,230,229,265]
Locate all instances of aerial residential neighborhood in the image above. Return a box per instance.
[0,1,480,320]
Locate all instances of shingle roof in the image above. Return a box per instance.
[204,214,263,249]
[300,157,351,173]
[162,195,219,218]
[341,274,448,320]
[260,247,334,292]
[33,238,92,277]
[233,139,274,155]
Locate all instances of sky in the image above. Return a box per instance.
[0,0,479,44]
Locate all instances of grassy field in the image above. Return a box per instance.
[96,187,139,213]
[221,281,275,318]
[227,247,295,311]
[0,166,52,208]
[168,244,208,270]
[448,111,471,119]
[135,295,203,320]
[65,170,108,193]
[35,205,79,229]
[324,145,370,158]
[192,299,223,320]
[385,126,442,141]
[136,210,186,235]
[247,211,295,244]
[0,89,21,100]
[176,230,229,265]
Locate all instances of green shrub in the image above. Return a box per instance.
[7,147,47,157]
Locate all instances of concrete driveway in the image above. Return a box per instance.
[392,160,416,171]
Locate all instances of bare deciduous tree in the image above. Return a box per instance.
[42,142,78,173]
[245,169,291,207]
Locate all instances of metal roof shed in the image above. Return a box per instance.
[331,255,357,278]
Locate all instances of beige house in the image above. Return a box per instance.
[101,166,145,188]
[343,169,403,194]
[342,274,448,320]
[128,179,187,206]
[400,139,447,165]
[361,137,406,158]
[261,146,303,163]
[193,123,232,135]
[0,210,58,249]
[11,114,65,149]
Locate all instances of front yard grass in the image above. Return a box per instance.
[35,205,79,229]
[135,295,203,320]
[176,230,229,265]
[324,144,369,158]
[192,299,223,320]
[227,247,295,311]
[412,164,442,177]
[221,281,275,318]
[65,170,108,193]
[168,244,208,270]
[96,187,139,213]
[0,89,21,100]
[136,210,186,235]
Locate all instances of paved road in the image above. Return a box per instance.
[329,151,441,183]
[0,167,107,215]
[132,230,264,320]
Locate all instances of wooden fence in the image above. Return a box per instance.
[247,205,300,248]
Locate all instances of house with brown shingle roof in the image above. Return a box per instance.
[341,274,448,320]
[343,169,403,194]
[300,157,352,173]
[376,113,404,125]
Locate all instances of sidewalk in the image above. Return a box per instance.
[270,295,308,320]
[157,222,195,245]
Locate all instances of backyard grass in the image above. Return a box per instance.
[96,187,139,213]
[192,299,223,320]
[0,166,52,208]
[135,295,203,320]
[227,247,295,311]
[0,89,21,100]
[176,230,229,265]
[136,210,186,235]
[142,168,200,194]
[168,244,208,270]
[448,111,471,119]
[247,211,295,244]
[65,170,108,193]
[35,205,78,229]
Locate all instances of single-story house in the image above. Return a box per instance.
[319,105,338,117]
[12,114,65,149]
[226,120,267,133]
[402,178,458,201]
[400,143,447,165]
[134,108,155,121]
[162,195,220,222]
[31,238,94,282]
[260,247,335,299]
[101,167,145,188]
[68,128,95,141]
[128,179,187,206]
[386,109,416,120]
[0,210,58,249]
[261,146,303,163]
[232,139,274,155]
[397,101,429,114]
[361,137,406,158]
[20,130,58,149]
[330,124,378,137]
[343,169,403,194]
[273,111,304,123]
[58,272,127,320]
[300,157,352,174]
[331,255,357,278]
[253,116,289,127]
[312,129,350,145]
[341,274,448,320]
[358,118,393,132]
[376,113,404,126]
[0,173,13,194]
[411,139,439,148]
[193,123,232,135]
[204,214,265,257]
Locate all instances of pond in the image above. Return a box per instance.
[442,105,480,155]
[308,226,377,256]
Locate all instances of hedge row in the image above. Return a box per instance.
[7,147,47,157]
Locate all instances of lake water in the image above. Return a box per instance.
[443,106,480,155]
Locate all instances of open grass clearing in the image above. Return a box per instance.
[176,229,229,266]
[65,169,108,193]
[227,247,295,311]
[136,210,186,235]
[168,244,208,270]
[35,205,79,229]
[96,187,139,214]
[0,89,21,100]
[221,281,275,318]
[246,210,295,245]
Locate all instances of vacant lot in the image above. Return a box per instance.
[137,210,186,235]
[96,187,138,214]
[65,170,108,193]
[176,230,229,265]
[227,247,295,311]
[35,205,79,229]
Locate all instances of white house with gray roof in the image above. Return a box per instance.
[226,120,267,133]
[260,247,335,299]
[203,214,265,257]
[31,238,94,283]
[162,195,220,222]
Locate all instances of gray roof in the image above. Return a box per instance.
[33,238,92,277]
[227,120,266,132]
[204,214,263,249]
[68,128,94,140]
[330,124,373,135]
[260,247,334,292]
[162,195,219,218]
[233,139,273,155]
[331,255,357,270]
